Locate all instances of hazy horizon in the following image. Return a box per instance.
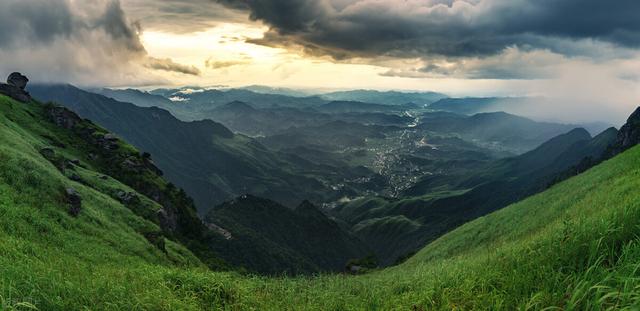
[1,0,639,123]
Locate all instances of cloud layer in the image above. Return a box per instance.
[1,0,638,124]
[0,0,198,86]
[220,0,640,61]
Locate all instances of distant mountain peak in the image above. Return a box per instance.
[565,127,592,138]
[540,128,592,147]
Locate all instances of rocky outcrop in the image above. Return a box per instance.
[607,106,640,157]
[157,207,177,234]
[115,190,141,207]
[0,72,31,103]
[119,155,163,175]
[44,105,117,151]
[98,133,120,150]
[46,106,82,129]
[44,107,161,177]
[65,187,82,217]
[7,72,28,89]
[141,152,163,176]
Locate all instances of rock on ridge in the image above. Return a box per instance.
[0,72,31,103]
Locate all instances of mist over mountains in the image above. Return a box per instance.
[27,80,630,269]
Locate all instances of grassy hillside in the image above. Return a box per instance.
[0,94,236,309]
[215,136,640,310]
[3,91,640,310]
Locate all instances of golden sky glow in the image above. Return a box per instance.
[139,23,525,96]
[1,0,637,123]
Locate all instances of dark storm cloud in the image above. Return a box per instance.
[0,0,74,47]
[97,0,146,51]
[0,0,199,86]
[120,0,248,33]
[0,0,144,52]
[495,0,640,46]
[217,0,640,59]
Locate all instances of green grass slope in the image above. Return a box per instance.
[216,137,640,310]
[4,91,640,309]
[0,95,233,309]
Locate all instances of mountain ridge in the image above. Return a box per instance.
[29,84,357,211]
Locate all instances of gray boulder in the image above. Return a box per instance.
[7,72,28,90]
[0,72,31,103]
[116,190,139,205]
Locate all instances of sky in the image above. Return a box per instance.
[0,0,639,123]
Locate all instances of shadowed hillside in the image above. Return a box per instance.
[204,196,371,275]
[30,84,379,212]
